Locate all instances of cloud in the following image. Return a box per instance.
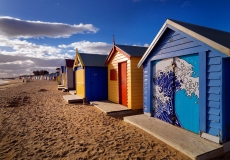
[133,43,149,47]
[0,35,74,77]
[0,16,99,38]
[58,41,112,54]
[0,36,73,59]
[0,54,65,77]
[144,43,149,47]
[181,1,191,8]
[0,36,112,77]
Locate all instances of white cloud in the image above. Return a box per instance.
[67,50,75,53]
[133,43,149,47]
[0,36,74,59]
[181,1,191,8]
[0,54,66,77]
[0,35,74,77]
[144,43,149,47]
[58,41,112,54]
[0,36,112,77]
[0,16,99,38]
[133,44,140,46]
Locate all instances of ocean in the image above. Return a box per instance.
[0,79,8,84]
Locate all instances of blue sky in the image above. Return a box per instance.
[0,0,229,77]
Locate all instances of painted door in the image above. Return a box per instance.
[90,70,102,100]
[119,62,127,106]
[152,54,199,134]
[76,69,85,98]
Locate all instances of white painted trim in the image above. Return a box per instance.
[201,132,219,144]
[167,20,230,56]
[138,19,230,68]
[73,48,84,69]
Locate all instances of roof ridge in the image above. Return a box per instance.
[168,19,230,34]
[116,44,148,48]
[79,53,108,55]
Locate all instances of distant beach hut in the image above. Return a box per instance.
[61,66,66,86]
[138,19,230,144]
[56,68,61,83]
[73,50,108,102]
[104,44,147,110]
[49,74,52,80]
[64,59,75,90]
[45,74,48,80]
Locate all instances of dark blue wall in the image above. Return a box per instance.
[142,26,229,142]
[85,67,108,102]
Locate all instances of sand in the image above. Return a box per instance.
[0,80,192,159]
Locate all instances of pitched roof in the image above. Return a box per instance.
[169,19,230,49]
[138,19,230,67]
[105,44,148,64]
[116,44,148,57]
[65,59,74,68]
[79,53,108,67]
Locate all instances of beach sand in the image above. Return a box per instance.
[0,80,191,159]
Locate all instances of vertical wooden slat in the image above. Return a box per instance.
[199,51,207,132]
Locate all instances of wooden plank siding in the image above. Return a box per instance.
[206,52,222,136]
[108,51,130,106]
[62,73,66,87]
[139,20,230,143]
[142,28,202,115]
[130,57,143,109]
[66,68,75,90]
[108,51,143,109]
[76,69,85,98]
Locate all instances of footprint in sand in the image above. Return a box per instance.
[88,146,104,157]
[38,89,47,92]
[139,142,148,153]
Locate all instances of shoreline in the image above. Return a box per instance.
[0,79,23,89]
[0,81,8,85]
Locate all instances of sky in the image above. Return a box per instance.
[0,0,230,78]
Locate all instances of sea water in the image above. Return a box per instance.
[0,79,8,84]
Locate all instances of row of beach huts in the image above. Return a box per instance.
[34,73,58,81]
[43,19,230,150]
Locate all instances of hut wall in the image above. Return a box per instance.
[130,57,143,109]
[108,51,131,108]
[142,27,228,140]
[85,67,108,102]
[66,67,75,90]
[62,73,66,87]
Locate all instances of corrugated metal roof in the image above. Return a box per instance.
[65,59,74,68]
[116,44,148,57]
[169,19,230,48]
[79,53,107,67]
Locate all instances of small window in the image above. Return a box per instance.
[110,69,117,80]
